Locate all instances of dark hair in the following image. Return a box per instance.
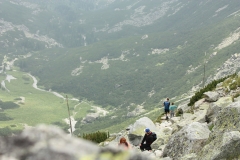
[172,102,174,105]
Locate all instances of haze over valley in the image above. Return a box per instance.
[0,0,240,135]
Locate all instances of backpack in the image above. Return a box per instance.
[152,132,157,142]
[178,108,183,114]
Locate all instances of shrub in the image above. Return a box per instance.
[22,75,30,81]
[155,115,162,123]
[208,123,214,131]
[0,101,20,110]
[237,76,240,87]
[14,98,22,101]
[188,74,233,106]
[0,127,21,136]
[232,92,240,102]
[80,131,109,143]
[0,113,13,121]
[0,127,12,136]
[230,82,237,90]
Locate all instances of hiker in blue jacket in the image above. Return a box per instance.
[163,98,170,120]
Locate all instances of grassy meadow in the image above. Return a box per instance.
[0,66,83,133]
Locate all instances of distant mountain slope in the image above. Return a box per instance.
[1,0,240,133]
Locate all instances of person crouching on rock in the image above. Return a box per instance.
[139,128,154,151]
[119,137,131,150]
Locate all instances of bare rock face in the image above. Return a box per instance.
[127,117,163,146]
[206,96,233,122]
[128,117,158,136]
[0,125,150,160]
[162,122,210,159]
[197,101,240,160]
[203,91,220,102]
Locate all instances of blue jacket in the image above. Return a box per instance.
[163,101,170,109]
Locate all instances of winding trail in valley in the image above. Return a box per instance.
[27,73,78,133]
[1,57,108,135]
[28,73,75,100]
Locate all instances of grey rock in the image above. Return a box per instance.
[128,117,159,136]
[194,98,205,109]
[197,101,240,160]
[162,122,210,159]
[0,125,151,160]
[128,134,143,146]
[216,82,223,88]
[180,153,197,160]
[203,91,219,102]
[206,96,233,122]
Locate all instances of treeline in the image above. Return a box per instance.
[0,101,20,110]
[188,74,235,106]
[0,126,21,136]
[15,2,240,110]
[80,131,109,143]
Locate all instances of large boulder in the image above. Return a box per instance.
[162,122,210,159]
[194,98,205,109]
[213,96,233,108]
[235,95,240,102]
[177,109,207,128]
[180,153,197,160]
[206,96,233,122]
[203,91,220,102]
[127,117,162,146]
[197,132,240,160]
[197,101,240,160]
[128,117,158,135]
[0,125,151,160]
[177,100,190,112]
[127,134,143,146]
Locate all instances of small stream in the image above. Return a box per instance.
[27,73,79,133]
[0,56,78,134]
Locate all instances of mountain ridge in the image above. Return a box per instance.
[1,0,240,135]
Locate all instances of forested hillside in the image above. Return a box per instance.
[1,0,240,134]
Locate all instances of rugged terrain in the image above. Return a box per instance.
[0,0,240,135]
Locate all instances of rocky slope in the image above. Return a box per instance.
[1,72,239,160]
[106,72,240,160]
